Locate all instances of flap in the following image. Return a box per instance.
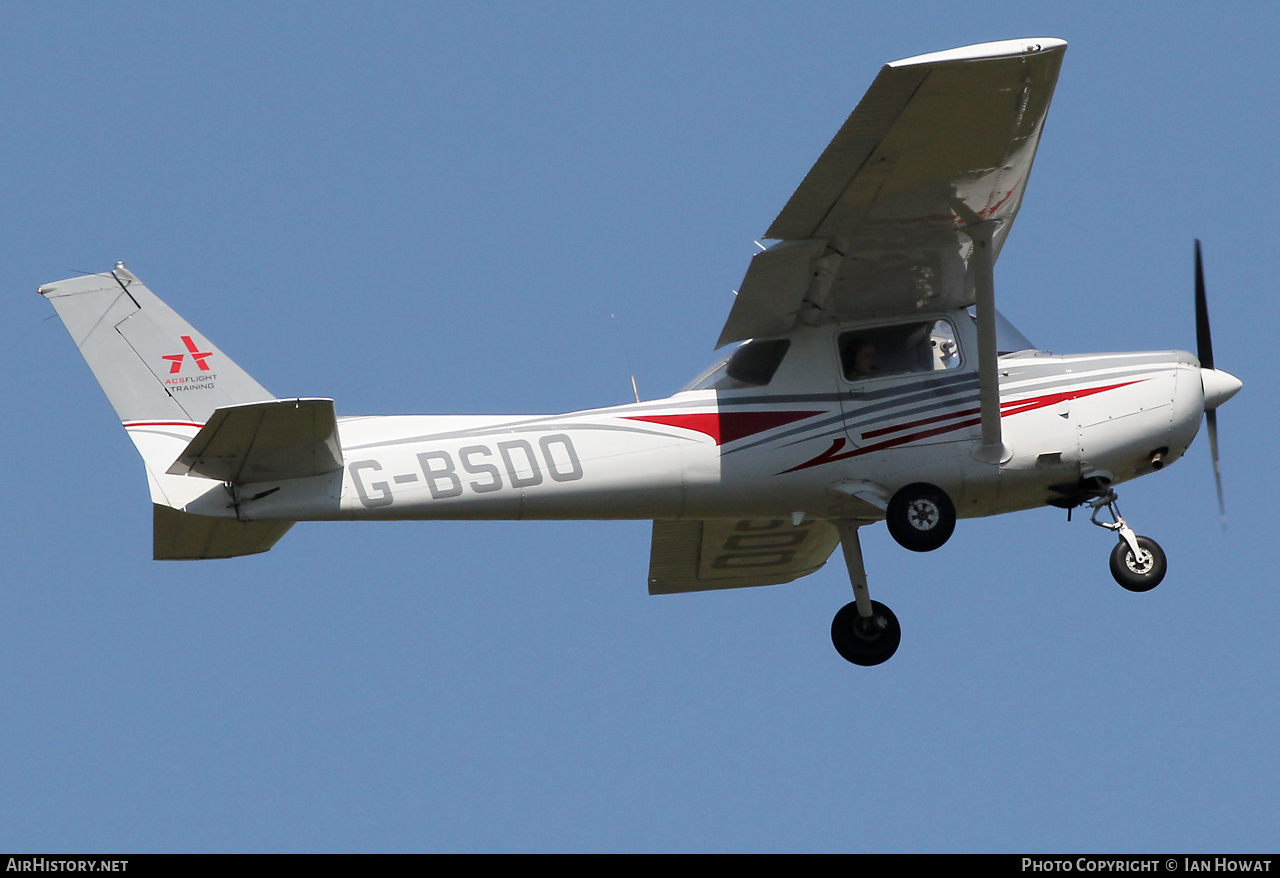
[717,239,829,348]
[167,398,343,483]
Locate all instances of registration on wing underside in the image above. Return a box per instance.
[647,518,842,594]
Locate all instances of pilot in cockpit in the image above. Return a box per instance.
[848,340,877,377]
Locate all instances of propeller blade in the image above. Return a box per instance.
[1195,239,1214,370]
[1207,408,1226,525]
[1196,241,1227,528]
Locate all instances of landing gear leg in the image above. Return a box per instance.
[1089,492,1167,592]
[830,521,901,666]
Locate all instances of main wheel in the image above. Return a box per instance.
[1109,535,1167,592]
[831,600,901,666]
[886,482,956,552]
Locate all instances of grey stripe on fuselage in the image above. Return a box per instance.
[729,383,981,455]
[726,363,1169,456]
[125,425,202,443]
[343,419,690,452]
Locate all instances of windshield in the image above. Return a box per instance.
[681,355,731,392]
[966,307,1039,354]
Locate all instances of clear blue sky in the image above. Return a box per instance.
[2,2,1276,852]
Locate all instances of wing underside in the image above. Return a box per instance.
[718,38,1066,347]
[648,518,841,594]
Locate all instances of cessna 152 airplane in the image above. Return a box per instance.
[42,38,1241,666]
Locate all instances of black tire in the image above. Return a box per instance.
[886,482,956,552]
[831,600,901,666]
[1109,536,1167,592]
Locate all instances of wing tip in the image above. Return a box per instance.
[888,37,1066,69]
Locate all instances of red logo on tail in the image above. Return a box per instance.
[163,336,213,374]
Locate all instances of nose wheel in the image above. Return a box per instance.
[1089,492,1167,592]
[1109,536,1167,592]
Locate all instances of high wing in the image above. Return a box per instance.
[718,38,1066,347]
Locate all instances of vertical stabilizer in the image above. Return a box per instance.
[39,264,274,424]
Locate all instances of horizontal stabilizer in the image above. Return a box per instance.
[648,518,840,594]
[153,504,294,560]
[167,398,342,483]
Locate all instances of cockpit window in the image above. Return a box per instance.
[682,338,791,391]
[839,319,960,381]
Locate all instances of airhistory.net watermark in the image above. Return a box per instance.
[5,860,128,872]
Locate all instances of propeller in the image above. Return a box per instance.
[1194,240,1241,525]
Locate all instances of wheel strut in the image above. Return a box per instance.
[1088,490,1167,591]
[831,521,900,666]
[1088,490,1142,561]
[836,520,874,619]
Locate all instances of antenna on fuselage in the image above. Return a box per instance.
[611,313,641,404]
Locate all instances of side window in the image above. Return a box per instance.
[684,338,793,391]
[839,320,960,381]
[725,339,790,386]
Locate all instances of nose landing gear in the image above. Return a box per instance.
[1089,492,1167,592]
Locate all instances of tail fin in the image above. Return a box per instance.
[41,263,293,559]
[39,263,273,423]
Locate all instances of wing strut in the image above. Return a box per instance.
[965,223,1011,464]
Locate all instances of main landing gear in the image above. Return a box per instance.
[831,521,900,666]
[886,482,956,553]
[1088,491,1167,592]
[829,483,955,666]
[831,599,901,666]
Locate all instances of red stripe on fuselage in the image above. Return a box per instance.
[124,421,205,429]
[625,410,823,446]
[857,380,1140,441]
[784,380,1144,473]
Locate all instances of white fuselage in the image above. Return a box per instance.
[153,310,1207,527]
